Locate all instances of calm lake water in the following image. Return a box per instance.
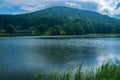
[0,36,120,80]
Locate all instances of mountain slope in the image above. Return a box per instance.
[0,6,120,35]
[23,6,119,22]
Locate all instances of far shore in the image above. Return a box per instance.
[1,34,120,38]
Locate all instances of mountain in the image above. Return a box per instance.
[24,6,119,22]
[0,6,120,35]
[20,6,119,24]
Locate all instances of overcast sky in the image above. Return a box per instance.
[0,0,120,19]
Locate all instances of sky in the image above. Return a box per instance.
[0,0,120,19]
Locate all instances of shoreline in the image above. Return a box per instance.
[33,61,120,80]
[1,34,120,38]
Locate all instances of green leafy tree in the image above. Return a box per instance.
[5,25,16,34]
[0,23,3,30]
[63,20,85,35]
[48,27,60,35]
[36,24,49,34]
[111,29,117,34]
[60,29,66,35]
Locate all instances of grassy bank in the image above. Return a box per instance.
[85,34,120,38]
[0,34,32,37]
[33,61,120,80]
[1,34,120,38]
[0,33,50,37]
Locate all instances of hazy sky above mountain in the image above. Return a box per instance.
[0,0,120,19]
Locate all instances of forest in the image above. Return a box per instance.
[0,6,120,35]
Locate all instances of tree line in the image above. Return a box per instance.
[0,16,120,35]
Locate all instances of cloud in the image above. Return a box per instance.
[80,2,98,11]
[74,0,120,18]
[20,2,46,12]
[116,2,120,10]
[0,0,71,13]
[64,0,120,18]
[65,1,99,12]
[65,2,81,8]
[1,0,47,12]
[0,0,120,19]
[94,0,120,18]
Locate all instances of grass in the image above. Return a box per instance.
[1,33,120,37]
[33,61,120,80]
[0,34,33,36]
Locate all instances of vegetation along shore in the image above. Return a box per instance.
[33,61,120,80]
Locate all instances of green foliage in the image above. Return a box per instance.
[33,61,120,80]
[63,19,85,35]
[36,24,48,34]
[0,23,3,29]
[33,72,71,80]
[5,25,16,34]
[75,64,82,80]
[0,6,120,35]
[60,29,66,35]
[95,62,120,80]
[47,27,60,35]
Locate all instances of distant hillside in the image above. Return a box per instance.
[26,6,119,22]
[0,6,120,35]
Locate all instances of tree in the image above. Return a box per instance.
[36,24,49,34]
[63,20,85,35]
[5,25,16,34]
[0,23,3,30]
[47,27,60,35]
[111,29,117,34]
[60,29,66,35]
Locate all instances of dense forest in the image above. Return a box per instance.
[0,6,120,35]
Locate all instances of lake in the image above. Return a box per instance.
[0,36,120,80]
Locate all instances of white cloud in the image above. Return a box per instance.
[0,0,120,18]
[0,0,71,12]
[20,1,46,11]
[1,0,48,11]
[65,2,81,8]
[72,0,120,18]
[99,0,120,18]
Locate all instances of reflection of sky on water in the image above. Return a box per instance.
[96,38,120,66]
[97,53,120,66]
[0,36,120,80]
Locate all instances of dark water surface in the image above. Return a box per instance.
[0,36,120,80]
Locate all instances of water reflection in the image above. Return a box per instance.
[97,53,120,66]
[37,44,98,65]
[0,37,120,80]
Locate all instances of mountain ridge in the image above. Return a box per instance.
[0,6,120,35]
[1,6,118,20]
[23,6,119,21]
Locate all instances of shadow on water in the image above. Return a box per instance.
[0,73,31,80]
[36,41,98,66]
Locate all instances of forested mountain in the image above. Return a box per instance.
[0,6,120,35]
